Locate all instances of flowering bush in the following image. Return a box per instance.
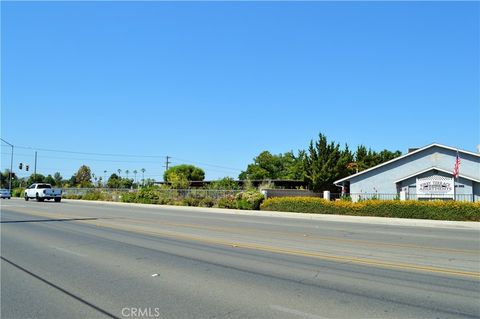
[260,197,480,221]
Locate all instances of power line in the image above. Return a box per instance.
[1,152,164,164]
[171,156,242,172]
[14,145,167,158]
[2,144,244,176]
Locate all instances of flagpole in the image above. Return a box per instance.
[453,150,460,202]
[456,174,459,201]
[454,175,456,201]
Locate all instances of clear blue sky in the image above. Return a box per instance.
[1,2,479,181]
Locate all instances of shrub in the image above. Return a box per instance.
[235,190,265,210]
[82,190,106,201]
[260,197,480,221]
[120,192,137,203]
[132,187,161,204]
[217,195,237,209]
[12,188,25,197]
[183,197,202,207]
[199,197,215,207]
[62,193,83,200]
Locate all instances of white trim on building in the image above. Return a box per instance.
[334,143,480,185]
[393,167,480,184]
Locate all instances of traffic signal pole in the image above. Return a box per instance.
[0,138,14,191]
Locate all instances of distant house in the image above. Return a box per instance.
[334,144,480,202]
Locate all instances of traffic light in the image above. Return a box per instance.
[26,165,29,171]
[19,163,23,170]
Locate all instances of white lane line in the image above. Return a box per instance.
[50,246,87,257]
[270,305,329,319]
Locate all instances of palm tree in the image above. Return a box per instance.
[133,170,138,187]
[117,169,122,189]
[141,168,146,187]
[103,170,107,186]
[125,170,130,179]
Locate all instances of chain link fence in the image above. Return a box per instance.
[331,193,475,202]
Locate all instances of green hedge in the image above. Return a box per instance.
[260,197,480,221]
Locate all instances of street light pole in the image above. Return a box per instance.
[0,138,14,191]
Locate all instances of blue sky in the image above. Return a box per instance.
[1,2,479,181]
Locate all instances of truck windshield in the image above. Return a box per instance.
[37,184,52,189]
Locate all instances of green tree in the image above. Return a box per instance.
[140,168,146,186]
[167,172,189,189]
[121,178,133,189]
[26,174,46,186]
[53,172,63,186]
[75,165,93,187]
[302,133,355,192]
[354,146,401,172]
[0,170,8,188]
[133,170,138,185]
[44,174,56,186]
[239,151,304,180]
[163,165,205,183]
[209,177,239,190]
[107,173,121,188]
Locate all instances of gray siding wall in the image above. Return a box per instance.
[474,182,480,202]
[349,146,480,197]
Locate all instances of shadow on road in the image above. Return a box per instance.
[0,217,99,224]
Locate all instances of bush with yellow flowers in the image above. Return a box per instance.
[260,197,480,221]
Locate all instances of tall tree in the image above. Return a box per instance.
[53,172,63,186]
[44,174,56,186]
[140,168,146,186]
[75,165,93,187]
[164,165,205,183]
[107,173,121,188]
[239,151,304,180]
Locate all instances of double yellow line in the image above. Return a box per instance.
[5,207,480,279]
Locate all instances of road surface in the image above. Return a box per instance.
[1,198,479,318]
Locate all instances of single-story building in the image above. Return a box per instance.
[334,143,480,202]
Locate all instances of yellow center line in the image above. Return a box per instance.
[4,207,480,279]
[123,217,479,255]
[83,219,480,279]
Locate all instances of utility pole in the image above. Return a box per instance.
[0,138,14,191]
[34,151,38,181]
[164,156,171,171]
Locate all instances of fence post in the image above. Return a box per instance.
[323,191,331,201]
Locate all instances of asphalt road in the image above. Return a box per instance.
[1,198,479,319]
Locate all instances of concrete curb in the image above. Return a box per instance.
[45,198,480,230]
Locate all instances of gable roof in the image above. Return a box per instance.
[334,143,480,185]
[393,167,480,183]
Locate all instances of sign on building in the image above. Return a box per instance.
[416,175,454,199]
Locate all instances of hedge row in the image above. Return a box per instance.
[120,188,264,210]
[11,187,265,210]
[54,188,265,210]
[260,197,480,221]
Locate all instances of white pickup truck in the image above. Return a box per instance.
[24,183,62,202]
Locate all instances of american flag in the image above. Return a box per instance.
[453,150,461,178]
